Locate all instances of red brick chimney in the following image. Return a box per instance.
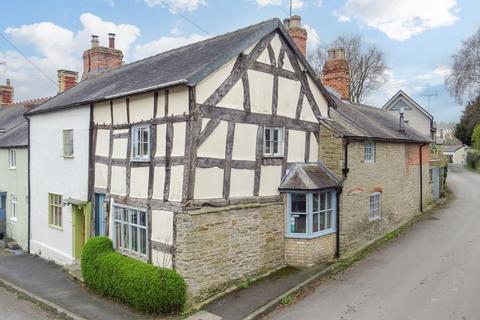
[283,15,307,57]
[57,70,78,93]
[0,79,14,105]
[322,48,350,100]
[82,34,124,80]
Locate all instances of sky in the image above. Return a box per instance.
[0,0,478,122]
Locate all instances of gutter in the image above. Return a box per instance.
[27,117,31,254]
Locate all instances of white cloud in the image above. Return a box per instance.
[133,34,208,60]
[304,24,320,54]
[144,0,207,11]
[338,0,459,41]
[255,0,303,9]
[1,13,140,100]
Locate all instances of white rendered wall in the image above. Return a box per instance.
[29,105,90,265]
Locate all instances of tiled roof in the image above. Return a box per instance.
[279,162,341,191]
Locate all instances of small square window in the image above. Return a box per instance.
[8,149,16,169]
[264,127,284,157]
[62,129,74,157]
[132,126,150,161]
[365,141,375,163]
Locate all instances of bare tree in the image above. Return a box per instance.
[308,35,388,104]
[446,28,480,104]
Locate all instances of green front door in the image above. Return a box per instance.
[72,202,92,260]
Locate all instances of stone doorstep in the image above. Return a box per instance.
[64,263,85,285]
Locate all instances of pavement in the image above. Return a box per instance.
[0,285,62,320]
[268,164,480,320]
[0,253,160,320]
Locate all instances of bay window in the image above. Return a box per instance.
[287,190,337,238]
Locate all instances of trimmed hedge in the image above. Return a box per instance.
[466,150,480,171]
[81,237,186,314]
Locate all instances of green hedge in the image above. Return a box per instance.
[466,150,480,171]
[81,237,186,314]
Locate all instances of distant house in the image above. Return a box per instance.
[382,90,435,139]
[25,16,434,305]
[0,96,47,249]
[444,144,470,164]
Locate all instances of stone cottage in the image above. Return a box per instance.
[25,16,433,305]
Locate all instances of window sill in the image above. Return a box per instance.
[286,229,336,240]
[9,218,18,222]
[130,158,150,163]
[369,217,381,222]
[49,224,63,231]
[62,155,74,159]
[263,155,284,159]
[115,249,148,262]
[8,167,16,170]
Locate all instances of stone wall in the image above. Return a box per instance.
[175,202,285,304]
[340,141,431,254]
[319,126,344,177]
[285,233,336,267]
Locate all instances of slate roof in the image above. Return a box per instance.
[443,144,464,153]
[279,162,341,191]
[322,96,432,144]
[0,100,46,148]
[28,18,334,116]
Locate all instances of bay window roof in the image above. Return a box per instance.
[279,163,341,191]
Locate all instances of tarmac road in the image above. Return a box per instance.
[271,164,480,320]
[0,285,60,320]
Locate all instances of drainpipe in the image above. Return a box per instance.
[419,143,427,212]
[335,186,342,258]
[342,138,350,178]
[27,117,31,254]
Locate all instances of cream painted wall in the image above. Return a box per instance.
[277,77,301,119]
[113,98,128,124]
[168,86,189,116]
[169,166,184,201]
[96,129,110,157]
[288,130,305,162]
[300,98,317,122]
[172,122,186,157]
[29,105,90,265]
[259,165,282,196]
[218,81,244,110]
[307,75,329,118]
[152,168,166,200]
[130,167,149,198]
[232,123,257,161]
[309,134,319,162]
[152,249,172,269]
[151,210,174,245]
[196,59,235,105]
[197,119,227,159]
[93,101,111,124]
[248,70,273,114]
[194,167,224,199]
[156,124,166,157]
[95,163,108,189]
[0,148,29,249]
[129,93,154,122]
[230,168,255,198]
[111,166,126,196]
[112,138,128,158]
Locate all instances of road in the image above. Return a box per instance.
[271,165,480,320]
[0,285,60,320]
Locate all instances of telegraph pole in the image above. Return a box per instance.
[421,93,438,112]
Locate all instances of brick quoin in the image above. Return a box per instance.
[406,144,430,166]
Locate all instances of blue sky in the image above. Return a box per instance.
[1,0,478,122]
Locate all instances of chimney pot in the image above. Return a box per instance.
[108,33,115,49]
[6,79,11,87]
[91,35,99,48]
[399,108,406,133]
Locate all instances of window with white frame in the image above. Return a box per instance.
[11,194,17,220]
[369,192,382,221]
[113,205,148,258]
[62,129,74,157]
[48,193,63,228]
[131,126,150,161]
[8,149,16,169]
[365,141,375,163]
[264,126,283,157]
[288,190,336,237]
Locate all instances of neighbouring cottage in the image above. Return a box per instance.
[24,16,434,306]
[383,90,446,200]
[318,49,433,255]
[443,144,471,164]
[0,86,48,249]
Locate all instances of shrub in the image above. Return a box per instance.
[81,237,186,314]
[466,150,480,171]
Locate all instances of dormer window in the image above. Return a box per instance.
[132,126,150,161]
